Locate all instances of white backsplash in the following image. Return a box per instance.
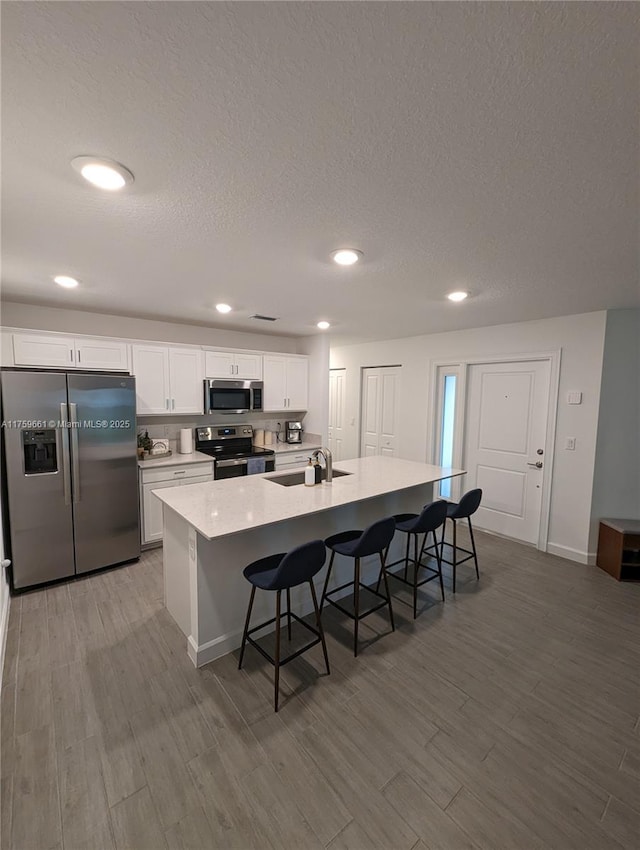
[136,413,318,452]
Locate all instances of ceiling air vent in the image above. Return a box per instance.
[251,314,278,322]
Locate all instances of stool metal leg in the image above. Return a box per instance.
[380,550,395,631]
[434,529,445,601]
[353,557,360,657]
[452,519,458,593]
[309,581,330,675]
[286,587,292,640]
[468,517,480,580]
[404,532,411,582]
[238,585,256,670]
[274,590,282,712]
[413,533,419,619]
[320,551,336,612]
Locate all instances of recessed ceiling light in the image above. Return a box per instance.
[331,249,362,266]
[54,275,79,289]
[317,321,330,330]
[447,291,468,302]
[216,303,232,313]
[71,156,134,190]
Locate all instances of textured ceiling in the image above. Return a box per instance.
[1,2,638,344]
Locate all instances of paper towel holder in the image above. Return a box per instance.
[179,428,194,454]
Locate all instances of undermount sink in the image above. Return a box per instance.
[266,469,352,487]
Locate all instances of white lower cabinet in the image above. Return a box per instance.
[275,448,320,471]
[140,462,213,545]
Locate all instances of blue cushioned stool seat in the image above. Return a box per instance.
[379,501,448,618]
[321,516,396,657]
[238,539,330,712]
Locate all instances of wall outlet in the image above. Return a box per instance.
[567,392,582,405]
[565,437,576,450]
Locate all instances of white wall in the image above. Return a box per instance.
[0,301,300,353]
[297,334,330,445]
[591,309,640,541]
[330,311,608,564]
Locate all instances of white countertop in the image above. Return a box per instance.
[154,455,465,540]
[138,450,213,470]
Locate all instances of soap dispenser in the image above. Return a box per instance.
[304,458,315,486]
[313,456,322,484]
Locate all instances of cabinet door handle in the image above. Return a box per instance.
[77,350,81,363]
[70,348,74,362]
[172,398,175,410]
[166,398,170,409]
[173,470,186,476]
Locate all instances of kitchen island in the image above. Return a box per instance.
[155,456,465,666]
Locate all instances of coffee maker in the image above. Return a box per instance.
[285,421,303,443]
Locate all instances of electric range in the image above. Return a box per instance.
[195,425,276,480]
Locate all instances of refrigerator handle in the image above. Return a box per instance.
[59,403,72,506]
[69,402,81,503]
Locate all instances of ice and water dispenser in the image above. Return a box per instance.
[22,429,58,474]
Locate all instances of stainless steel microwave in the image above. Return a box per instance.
[204,379,263,414]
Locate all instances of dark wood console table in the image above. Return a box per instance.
[596,519,640,581]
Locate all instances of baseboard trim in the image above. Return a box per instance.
[0,576,11,689]
[546,542,593,565]
[186,558,383,668]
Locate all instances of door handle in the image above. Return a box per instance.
[59,402,71,505]
[527,461,543,469]
[69,402,81,502]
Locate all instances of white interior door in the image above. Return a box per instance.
[360,366,400,457]
[463,359,551,544]
[328,369,346,460]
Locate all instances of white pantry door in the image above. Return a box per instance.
[463,359,551,544]
[360,366,400,457]
[328,369,346,461]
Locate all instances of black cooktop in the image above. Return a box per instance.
[197,445,275,461]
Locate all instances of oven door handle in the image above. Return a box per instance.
[216,459,248,468]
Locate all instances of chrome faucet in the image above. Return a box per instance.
[312,447,333,483]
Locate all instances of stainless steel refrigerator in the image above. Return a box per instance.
[1,370,140,589]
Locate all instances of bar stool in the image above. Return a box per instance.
[238,539,330,712]
[436,488,482,593]
[321,517,396,657]
[380,500,448,618]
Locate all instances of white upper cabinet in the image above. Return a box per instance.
[132,345,170,414]
[286,356,309,410]
[263,354,308,411]
[74,339,129,371]
[132,344,204,415]
[169,348,204,413]
[13,333,75,368]
[12,332,129,371]
[204,349,262,380]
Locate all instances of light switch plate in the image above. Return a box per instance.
[567,391,582,404]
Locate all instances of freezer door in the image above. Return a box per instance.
[67,374,140,573]
[1,371,75,588]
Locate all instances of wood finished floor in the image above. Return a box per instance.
[1,530,639,850]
